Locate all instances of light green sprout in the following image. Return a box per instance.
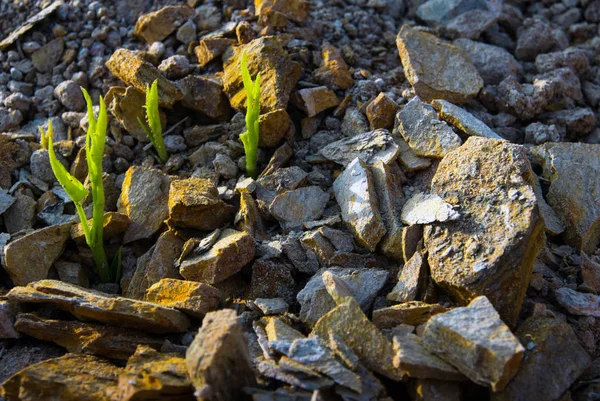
[138,79,168,164]
[240,51,261,179]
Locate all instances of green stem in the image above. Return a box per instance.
[155,140,168,164]
[90,174,110,282]
[246,152,257,179]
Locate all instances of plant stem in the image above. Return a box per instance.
[90,173,110,282]
[246,152,257,179]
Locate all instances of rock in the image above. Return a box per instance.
[490,316,591,401]
[422,296,525,391]
[30,148,65,183]
[581,253,600,292]
[106,86,155,142]
[396,97,462,158]
[186,309,255,401]
[0,108,23,132]
[320,129,400,167]
[253,298,288,315]
[393,333,465,381]
[105,49,183,107]
[426,138,544,326]
[118,166,171,244]
[158,55,192,79]
[401,193,460,225]
[442,9,499,40]
[255,0,310,23]
[524,122,561,145]
[431,99,503,139]
[71,212,130,245]
[373,301,448,329]
[126,230,185,300]
[535,68,584,110]
[31,37,64,72]
[292,86,340,118]
[54,80,85,111]
[134,6,194,44]
[536,47,589,76]
[258,109,293,148]
[7,280,189,334]
[395,136,432,171]
[178,75,231,121]
[554,288,600,317]
[180,229,255,284]
[366,93,399,130]
[145,278,221,318]
[515,17,556,61]
[0,1,63,50]
[544,108,596,138]
[533,143,600,253]
[407,379,462,401]
[4,223,71,286]
[14,313,163,360]
[3,195,36,233]
[0,301,19,339]
[0,188,15,214]
[248,258,295,304]
[313,41,353,91]
[396,25,483,104]
[269,186,329,227]
[387,250,428,303]
[223,36,301,113]
[176,19,196,44]
[416,0,493,24]
[195,37,235,67]
[454,39,521,86]
[333,158,386,251]
[496,76,547,121]
[297,267,389,326]
[168,178,234,230]
[533,177,565,236]
[118,345,192,401]
[0,354,121,401]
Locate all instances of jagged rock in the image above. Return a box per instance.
[248,258,295,303]
[186,309,255,401]
[416,0,494,24]
[532,176,565,236]
[581,253,600,292]
[320,129,400,167]
[297,267,388,326]
[106,86,164,142]
[259,109,293,148]
[14,313,163,360]
[0,354,121,401]
[0,301,19,339]
[457,38,520,86]
[145,278,221,318]
[0,188,15,214]
[106,49,183,107]
[431,99,503,139]
[118,166,171,244]
[71,212,130,244]
[118,345,192,401]
[177,75,231,121]
[515,16,556,61]
[544,108,596,139]
[532,143,600,253]
[269,186,329,227]
[422,297,524,391]
[395,136,432,171]
[168,177,235,231]
[365,93,399,130]
[134,6,194,44]
[299,227,371,269]
[401,193,460,225]
[333,157,386,251]
[407,379,462,401]
[426,137,544,326]
[253,298,288,315]
[396,25,483,104]
[255,0,310,23]
[292,86,340,118]
[4,222,72,286]
[387,250,428,303]
[313,41,353,91]
[223,36,301,113]
[535,47,589,75]
[341,107,369,137]
[442,8,499,40]
[535,68,584,110]
[396,97,462,158]
[180,229,255,284]
[195,37,235,67]
[7,280,189,334]
[126,230,185,299]
[31,37,64,72]
[256,166,308,207]
[373,302,449,329]
[555,288,600,317]
[490,316,591,401]
[3,195,36,233]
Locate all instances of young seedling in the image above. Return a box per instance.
[138,79,168,164]
[42,89,114,283]
[240,51,261,179]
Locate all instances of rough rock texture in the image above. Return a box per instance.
[145,278,221,318]
[269,186,329,226]
[31,37,64,73]
[555,287,600,317]
[118,166,171,244]
[258,109,293,148]
[313,41,353,91]
[387,250,428,303]
[186,309,255,401]
[71,212,130,245]
[320,129,400,167]
[533,143,600,253]
[373,302,448,329]
[432,99,504,139]
[4,222,72,286]
[292,86,340,117]
[422,297,525,392]
[195,37,235,67]
[178,75,231,121]
[7,280,189,334]
[255,0,310,23]
[223,36,301,113]
[491,316,591,401]
[454,38,521,86]
[401,193,460,225]
[106,86,158,142]
[0,301,19,339]
[426,137,544,326]
[396,25,483,104]
[134,6,194,44]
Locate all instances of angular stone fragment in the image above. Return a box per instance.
[320,129,400,167]
[259,109,293,148]
[387,250,428,303]
[0,354,121,401]
[454,39,521,86]
[490,316,591,401]
[373,301,448,329]
[145,278,221,318]
[533,176,565,236]
[3,195,36,233]
[177,75,231,121]
[106,49,183,107]
[366,93,400,130]
[14,313,163,360]
[255,0,310,23]
[314,41,353,91]
[4,222,72,286]
[223,37,301,113]
[292,87,340,118]
[0,188,15,214]
[401,193,460,225]
[0,301,19,339]
[0,1,63,51]
[180,229,255,284]
[581,252,600,292]
[186,309,255,401]
[7,280,189,334]
[31,37,64,73]
[106,86,157,142]
[432,99,503,139]
[416,0,493,24]
[533,143,600,253]
[168,178,235,231]
[118,166,171,244]
[134,6,194,44]
[396,25,483,104]
[396,97,462,158]
[195,37,235,67]
[555,287,600,317]
[71,212,130,244]
[333,158,386,251]
[269,186,329,226]
[426,137,544,326]
[118,345,192,401]
[299,227,366,269]
[422,297,524,391]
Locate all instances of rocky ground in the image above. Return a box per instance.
[0,0,599,400]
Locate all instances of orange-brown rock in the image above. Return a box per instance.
[177,75,231,121]
[134,6,194,44]
[70,212,130,244]
[314,41,353,91]
[292,86,340,118]
[254,0,310,23]
[145,278,221,318]
[373,302,449,329]
[258,109,293,148]
[195,37,235,67]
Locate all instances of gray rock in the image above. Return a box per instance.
[176,19,196,44]
[3,92,31,112]
[396,97,462,158]
[535,47,589,75]
[0,189,15,215]
[0,107,23,132]
[30,148,68,183]
[3,195,36,234]
[163,135,186,153]
[395,136,432,171]
[320,129,400,167]
[543,107,596,138]
[416,0,494,23]
[422,296,525,391]
[454,39,521,85]
[431,99,504,140]
[269,186,329,227]
[534,67,584,110]
[401,193,460,225]
[333,158,386,251]
[442,9,498,40]
[253,298,288,315]
[524,122,561,145]
[387,250,427,303]
[555,287,600,317]
[341,107,369,137]
[54,81,85,111]
[213,153,238,179]
[31,38,64,72]
[158,55,192,80]
[0,301,19,339]
[515,17,556,61]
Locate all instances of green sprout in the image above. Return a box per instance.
[240,51,261,179]
[138,80,168,164]
[43,89,115,283]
